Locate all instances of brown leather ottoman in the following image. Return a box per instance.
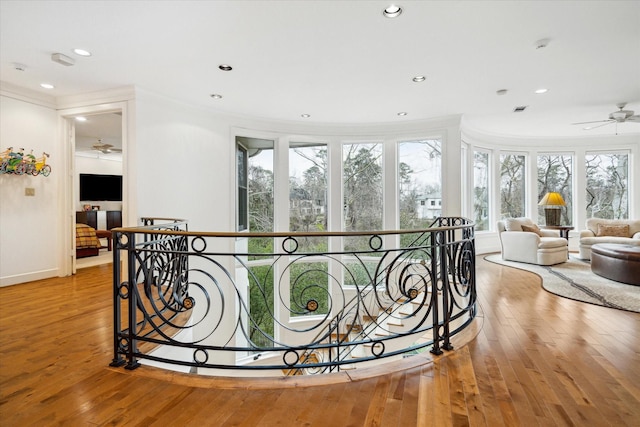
[591,243,640,286]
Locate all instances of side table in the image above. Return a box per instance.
[541,225,574,241]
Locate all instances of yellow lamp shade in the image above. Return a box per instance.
[538,192,566,206]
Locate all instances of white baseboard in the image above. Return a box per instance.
[0,268,59,287]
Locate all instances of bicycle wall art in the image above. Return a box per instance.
[0,147,51,176]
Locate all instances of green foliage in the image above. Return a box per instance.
[248,265,274,346]
[343,261,380,287]
[289,262,329,316]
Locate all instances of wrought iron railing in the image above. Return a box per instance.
[110,217,476,376]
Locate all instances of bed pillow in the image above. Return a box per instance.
[596,224,629,237]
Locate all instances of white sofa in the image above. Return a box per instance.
[497,218,568,265]
[578,218,640,260]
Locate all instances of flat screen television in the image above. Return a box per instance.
[79,173,122,201]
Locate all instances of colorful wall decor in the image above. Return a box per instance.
[0,147,51,176]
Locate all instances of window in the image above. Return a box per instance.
[236,145,248,231]
[398,139,442,231]
[343,142,383,286]
[500,154,526,219]
[585,152,629,219]
[289,142,329,316]
[537,154,573,226]
[289,143,327,233]
[236,137,275,235]
[343,142,383,236]
[237,136,275,345]
[473,151,489,231]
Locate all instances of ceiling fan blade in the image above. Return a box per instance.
[582,121,615,130]
[571,119,614,125]
[625,115,640,122]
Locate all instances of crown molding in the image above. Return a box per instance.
[55,86,136,110]
[0,81,57,109]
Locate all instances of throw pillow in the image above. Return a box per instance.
[504,218,532,232]
[521,224,543,236]
[596,224,629,237]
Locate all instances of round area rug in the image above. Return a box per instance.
[484,254,640,313]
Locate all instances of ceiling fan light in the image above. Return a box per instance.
[611,111,626,120]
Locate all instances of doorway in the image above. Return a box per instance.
[57,101,128,276]
[74,112,123,269]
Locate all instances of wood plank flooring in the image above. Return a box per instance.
[1,256,638,426]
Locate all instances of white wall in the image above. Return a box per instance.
[134,89,232,231]
[0,92,59,286]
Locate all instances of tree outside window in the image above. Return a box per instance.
[537,154,573,226]
[500,154,526,218]
[343,143,383,238]
[585,152,628,219]
[289,144,327,235]
[343,143,383,286]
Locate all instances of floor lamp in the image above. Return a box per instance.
[538,192,565,226]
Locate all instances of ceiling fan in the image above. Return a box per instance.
[572,102,640,130]
[92,139,122,154]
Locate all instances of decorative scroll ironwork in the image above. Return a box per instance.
[110,217,476,375]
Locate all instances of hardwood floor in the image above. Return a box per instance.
[1,257,638,426]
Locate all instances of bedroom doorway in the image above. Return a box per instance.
[73,111,124,270]
[57,99,129,276]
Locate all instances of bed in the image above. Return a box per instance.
[76,223,101,258]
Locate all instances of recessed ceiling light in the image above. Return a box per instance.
[40,83,54,89]
[219,64,233,71]
[13,63,26,71]
[412,75,426,82]
[383,4,402,18]
[210,94,222,99]
[301,114,311,118]
[397,112,408,116]
[76,116,87,122]
[535,88,548,94]
[513,106,528,112]
[73,48,92,57]
[496,89,508,96]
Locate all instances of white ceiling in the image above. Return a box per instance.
[1,0,639,138]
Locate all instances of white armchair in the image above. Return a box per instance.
[497,218,568,265]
